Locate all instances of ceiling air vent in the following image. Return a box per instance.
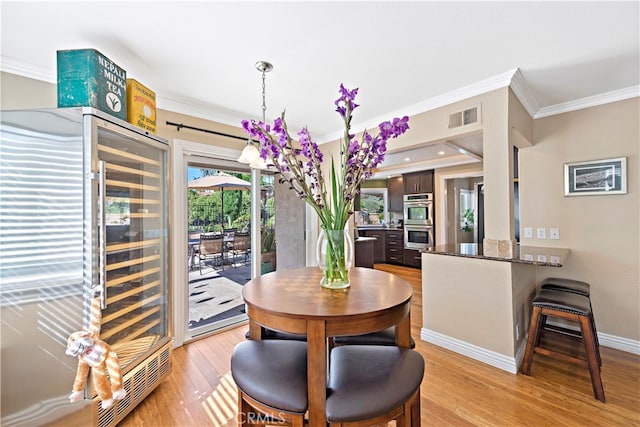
[448,106,479,129]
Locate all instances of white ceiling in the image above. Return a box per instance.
[1,1,638,178]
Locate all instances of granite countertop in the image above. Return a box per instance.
[425,243,570,267]
[357,226,404,231]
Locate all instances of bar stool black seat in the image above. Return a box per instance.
[326,345,424,426]
[231,340,308,426]
[541,277,590,296]
[521,288,605,402]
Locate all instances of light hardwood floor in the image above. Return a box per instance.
[120,264,640,426]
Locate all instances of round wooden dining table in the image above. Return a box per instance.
[242,266,414,427]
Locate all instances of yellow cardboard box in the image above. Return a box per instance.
[126,79,156,133]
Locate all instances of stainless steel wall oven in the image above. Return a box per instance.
[403,193,433,226]
[403,193,434,250]
[404,225,434,250]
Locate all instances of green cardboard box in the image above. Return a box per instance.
[57,49,127,120]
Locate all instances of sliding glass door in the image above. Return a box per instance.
[186,162,253,338]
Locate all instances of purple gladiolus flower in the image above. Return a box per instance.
[338,84,359,103]
[240,84,409,233]
[335,84,360,118]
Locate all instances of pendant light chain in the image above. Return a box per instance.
[261,68,267,122]
[256,60,272,122]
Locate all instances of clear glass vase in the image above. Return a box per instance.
[316,229,353,289]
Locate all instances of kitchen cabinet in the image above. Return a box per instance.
[385,229,404,264]
[360,229,386,263]
[403,170,433,194]
[388,176,404,212]
[403,248,422,268]
[354,238,375,268]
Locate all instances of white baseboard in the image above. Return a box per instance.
[598,332,640,355]
[514,337,527,369]
[544,319,640,355]
[421,328,640,374]
[421,328,519,373]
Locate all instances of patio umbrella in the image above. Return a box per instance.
[188,173,251,227]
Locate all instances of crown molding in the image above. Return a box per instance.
[534,85,640,118]
[509,68,540,118]
[394,68,518,119]
[508,67,640,119]
[317,69,518,143]
[0,55,246,130]
[1,56,56,83]
[4,55,637,129]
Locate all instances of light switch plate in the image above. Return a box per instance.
[524,227,533,238]
[550,228,560,240]
[537,228,546,239]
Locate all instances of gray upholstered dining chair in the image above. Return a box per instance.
[326,345,424,426]
[231,340,308,426]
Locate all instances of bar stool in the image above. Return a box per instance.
[521,288,605,402]
[231,340,308,426]
[540,277,601,366]
[326,345,424,426]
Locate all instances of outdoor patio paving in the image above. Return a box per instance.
[188,254,252,329]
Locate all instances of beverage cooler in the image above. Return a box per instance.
[0,108,172,426]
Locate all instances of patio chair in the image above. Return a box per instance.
[199,233,225,274]
[188,229,205,271]
[231,231,251,267]
[223,227,237,240]
[222,228,237,265]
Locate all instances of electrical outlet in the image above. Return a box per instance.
[524,227,533,238]
[536,228,546,239]
[550,228,560,240]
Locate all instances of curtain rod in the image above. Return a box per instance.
[165,121,247,142]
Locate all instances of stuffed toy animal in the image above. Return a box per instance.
[66,293,126,409]
[66,331,126,409]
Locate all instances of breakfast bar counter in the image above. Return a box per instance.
[420,244,570,374]
[427,243,570,267]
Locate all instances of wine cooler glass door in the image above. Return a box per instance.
[94,122,170,371]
